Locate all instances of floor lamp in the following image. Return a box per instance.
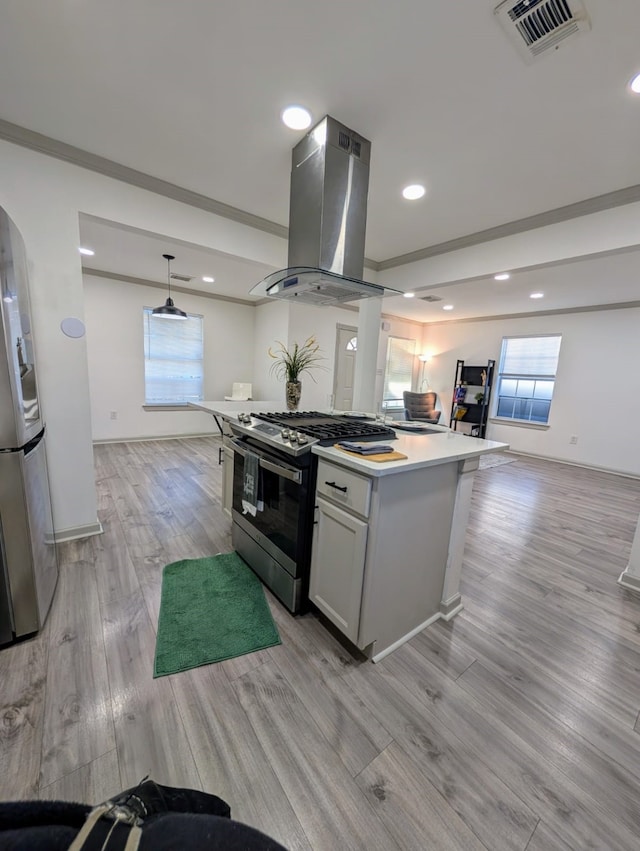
[418,354,431,391]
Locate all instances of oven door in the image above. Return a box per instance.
[230,438,310,578]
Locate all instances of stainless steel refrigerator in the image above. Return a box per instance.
[0,206,58,645]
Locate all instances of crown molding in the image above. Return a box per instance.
[83,267,257,307]
[3,119,640,275]
[377,185,640,271]
[0,117,288,238]
[421,300,640,326]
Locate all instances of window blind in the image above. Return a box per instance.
[143,308,204,404]
[496,334,562,424]
[383,336,416,406]
[500,335,562,377]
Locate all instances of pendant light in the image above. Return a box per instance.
[152,253,187,319]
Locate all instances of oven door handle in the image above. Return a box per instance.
[229,439,302,484]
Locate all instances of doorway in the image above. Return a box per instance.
[333,324,358,411]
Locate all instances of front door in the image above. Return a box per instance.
[333,324,358,411]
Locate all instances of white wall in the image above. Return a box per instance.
[422,306,640,476]
[83,274,255,440]
[0,138,288,535]
[252,301,291,403]
[286,302,359,410]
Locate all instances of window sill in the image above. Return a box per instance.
[489,417,550,431]
[143,404,195,412]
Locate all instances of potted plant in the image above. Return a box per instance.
[268,336,327,410]
[474,392,485,404]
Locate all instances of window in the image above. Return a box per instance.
[383,336,416,410]
[143,308,204,404]
[496,335,561,424]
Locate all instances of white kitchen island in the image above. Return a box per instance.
[309,430,508,662]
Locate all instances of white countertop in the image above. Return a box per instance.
[312,430,509,477]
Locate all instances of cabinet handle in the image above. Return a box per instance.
[325,480,348,493]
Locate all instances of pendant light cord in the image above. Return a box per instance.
[163,253,175,301]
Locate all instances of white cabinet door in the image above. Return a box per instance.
[222,446,234,517]
[309,496,368,644]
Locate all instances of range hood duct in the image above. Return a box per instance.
[251,115,400,305]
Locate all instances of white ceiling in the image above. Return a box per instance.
[2,0,640,321]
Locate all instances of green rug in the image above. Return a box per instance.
[154,552,281,677]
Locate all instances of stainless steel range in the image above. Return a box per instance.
[228,411,396,612]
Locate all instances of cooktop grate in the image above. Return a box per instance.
[251,411,396,444]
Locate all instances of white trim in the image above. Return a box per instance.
[505,450,640,480]
[142,404,194,411]
[84,268,258,307]
[440,603,464,621]
[440,592,464,619]
[421,300,640,326]
[618,567,640,593]
[371,612,442,662]
[377,187,640,271]
[489,418,550,430]
[0,118,288,239]
[93,432,219,445]
[54,520,104,543]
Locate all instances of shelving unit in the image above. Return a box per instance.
[450,359,495,438]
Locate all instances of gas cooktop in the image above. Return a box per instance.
[257,411,395,442]
[229,410,396,457]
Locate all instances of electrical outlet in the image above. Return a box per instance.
[110,411,118,420]
[569,435,578,445]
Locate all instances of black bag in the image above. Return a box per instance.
[0,779,287,850]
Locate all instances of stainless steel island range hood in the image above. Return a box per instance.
[251,115,400,305]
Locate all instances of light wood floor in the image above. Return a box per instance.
[2,438,640,849]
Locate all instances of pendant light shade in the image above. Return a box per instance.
[152,253,187,319]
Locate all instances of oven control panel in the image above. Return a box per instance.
[229,415,319,456]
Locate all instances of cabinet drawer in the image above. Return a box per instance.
[316,460,371,518]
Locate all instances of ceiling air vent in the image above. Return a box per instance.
[420,294,443,303]
[170,272,193,283]
[494,0,591,63]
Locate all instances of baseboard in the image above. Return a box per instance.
[440,593,464,620]
[371,612,443,663]
[93,432,219,445]
[53,520,104,543]
[617,566,640,594]
[506,450,640,480]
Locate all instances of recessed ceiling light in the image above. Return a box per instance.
[530,292,544,299]
[443,304,454,311]
[630,73,640,94]
[402,184,426,201]
[281,105,312,130]
[494,273,510,281]
[202,276,215,283]
[403,292,415,298]
[78,247,94,256]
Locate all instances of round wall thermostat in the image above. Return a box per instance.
[60,317,86,338]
